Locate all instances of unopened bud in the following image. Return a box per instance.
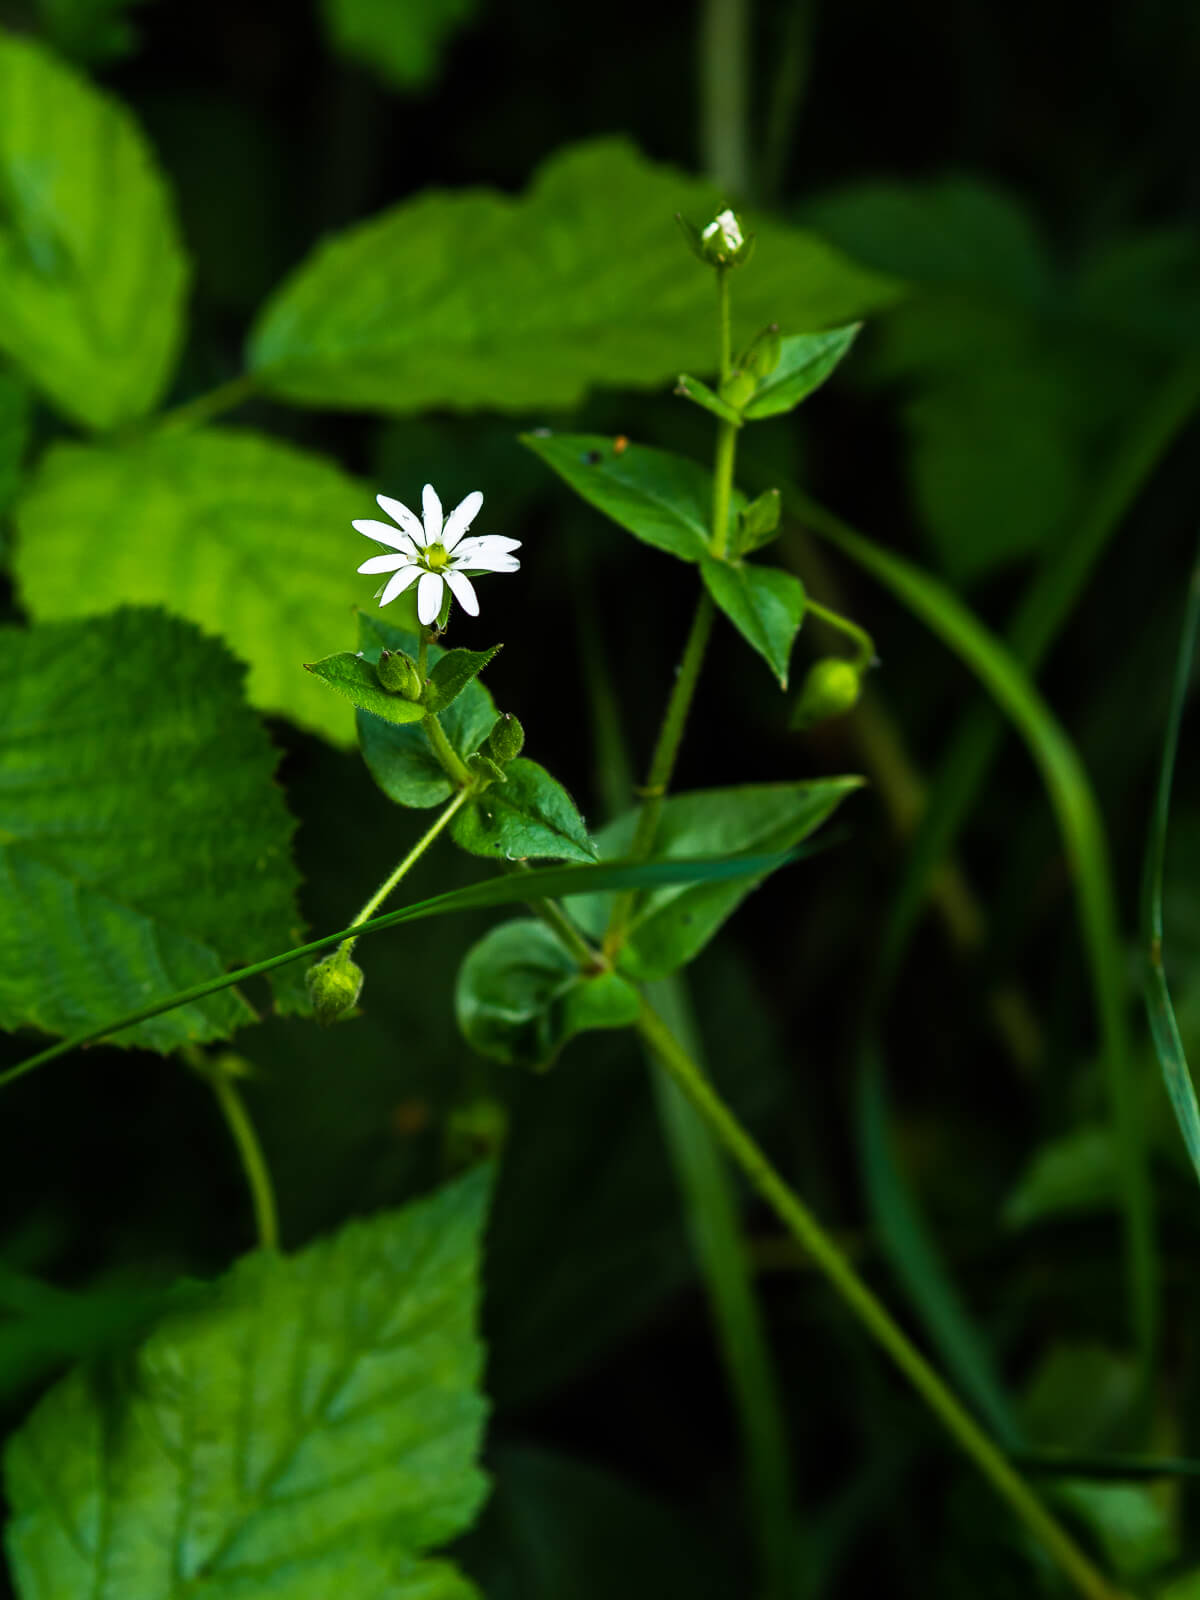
[487,711,525,763]
[678,208,755,269]
[305,947,364,1025]
[741,323,781,379]
[734,489,782,555]
[792,658,861,729]
[377,648,422,700]
[718,370,757,409]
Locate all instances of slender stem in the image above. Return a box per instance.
[805,596,875,672]
[204,1060,279,1250]
[343,787,473,954]
[423,713,473,787]
[529,890,604,972]
[711,424,738,558]
[716,265,734,379]
[636,1000,1129,1600]
[699,0,750,196]
[157,373,259,433]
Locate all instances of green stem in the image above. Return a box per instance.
[711,424,738,559]
[805,596,875,671]
[423,713,473,788]
[205,1062,279,1250]
[344,787,472,954]
[157,373,259,433]
[699,0,750,196]
[636,1000,1129,1600]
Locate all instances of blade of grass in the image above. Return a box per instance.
[1141,535,1200,1184]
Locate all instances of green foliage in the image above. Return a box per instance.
[451,758,596,864]
[574,781,861,979]
[34,0,153,63]
[248,139,896,415]
[675,372,744,427]
[305,650,428,724]
[356,613,497,807]
[320,0,477,91]
[426,645,503,714]
[740,325,860,420]
[15,428,369,744]
[0,608,300,1052]
[521,432,738,561]
[3,1168,492,1599]
[699,554,806,687]
[1003,1125,1117,1228]
[0,29,186,429]
[0,367,31,521]
[456,919,639,1068]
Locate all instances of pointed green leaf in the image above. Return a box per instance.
[0,31,187,429]
[522,433,741,562]
[732,488,782,556]
[675,373,743,426]
[456,919,639,1069]
[356,611,497,808]
[3,1170,491,1599]
[451,758,596,863]
[14,428,372,744]
[0,609,301,1052]
[741,325,861,421]
[305,650,428,724]
[248,139,896,416]
[573,781,861,979]
[425,643,502,714]
[700,554,805,687]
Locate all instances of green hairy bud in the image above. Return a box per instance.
[487,711,525,763]
[740,323,782,379]
[791,658,862,729]
[376,648,423,700]
[305,947,364,1025]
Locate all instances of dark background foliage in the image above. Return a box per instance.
[1,1,1199,1595]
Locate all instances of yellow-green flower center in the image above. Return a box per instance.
[423,541,449,571]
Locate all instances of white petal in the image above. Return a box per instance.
[442,490,484,551]
[353,518,417,554]
[379,565,422,606]
[455,546,520,574]
[417,570,444,626]
[444,569,480,616]
[455,535,521,561]
[375,494,425,546]
[422,484,443,544]
[358,552,411,575]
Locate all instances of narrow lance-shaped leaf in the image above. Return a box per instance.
[0,609,302,1052]
[3,1170,492,1600]
[304,651,427,725]
[0,30,188,428]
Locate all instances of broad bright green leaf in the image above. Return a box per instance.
[357,611,497,807]
[456,919,639,1069]
[3,1169,491,1600]
[574,781,862,980]
[305,650,427,725]
[0,30,187,429]
[248,138,897,415]
[0,609,301,1052]
[742,325,860,420]
[426,644,502,714]
[700,554,805,687]
[321,0,476,91]
[15,428,370,744]
[522,432,739,561]
[451,759,595,864]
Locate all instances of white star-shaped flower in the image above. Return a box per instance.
[354,485,521,627]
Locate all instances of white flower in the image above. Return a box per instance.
[354,484,520,627]
[702,208,744,253]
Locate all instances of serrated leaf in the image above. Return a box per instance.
[0,30,187,428]
[0,609,301,1052]
[305,650,427,725]
[357,611,497,807]
[320,0,476,91]
[699,555,805,686]
[3,1170,491,1599]
[451,758,596,863]
[456,919,639,1069]
[14,428,373,744]
[426,644,502,714]
[247,138,897,415]
[675,373,743,426]
[522,433,739,561]
[573,781,861,980]
[742,324,861,420]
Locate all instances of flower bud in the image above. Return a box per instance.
[740,323,781,379]
[305,947,364,1025]
[487,711,525,764]
[718,369,758,410]
[791,658,862,729]
[376,648,423,700]
[734,488,782,555]
[677,208,755,269]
